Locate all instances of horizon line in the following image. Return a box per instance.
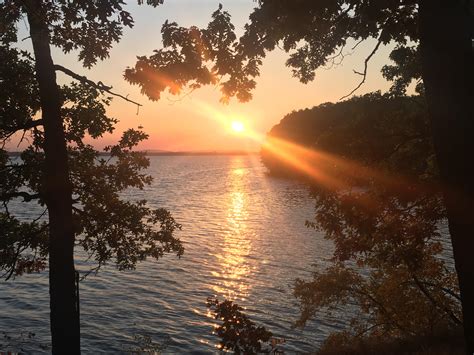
[6,149,260,156]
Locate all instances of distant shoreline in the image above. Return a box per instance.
[143,151,259,156]
[6,150,259,157]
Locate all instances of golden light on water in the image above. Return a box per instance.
[190,99,424,296]
[211,158,255,302]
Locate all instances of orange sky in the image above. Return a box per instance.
[19,0,395,152]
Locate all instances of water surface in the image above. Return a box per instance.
[1,156,348,353]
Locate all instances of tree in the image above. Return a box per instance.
[0,1,184,353]
[418,3,474,354]
[260,92,462,351]
[207,297,282,354]
[123,1,474,352]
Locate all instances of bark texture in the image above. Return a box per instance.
[25,1,80,353]
[419,1,474,353]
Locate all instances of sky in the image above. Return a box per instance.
[18,0,395,152]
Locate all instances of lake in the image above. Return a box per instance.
[0,155,351,353]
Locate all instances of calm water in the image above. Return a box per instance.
[1,155,350,353]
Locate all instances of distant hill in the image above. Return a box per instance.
[261,92,433,178]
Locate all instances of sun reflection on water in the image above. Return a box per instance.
[211,159,256,302]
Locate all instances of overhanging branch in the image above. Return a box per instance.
[22,119,43,130]
[340,34,384,100]
[0,119,43,149]
[1,191,41,202]
[1,119,43,136]
[54,64,143,111]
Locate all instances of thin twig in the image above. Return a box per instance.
[33,208,48,223]
[351,38,364,50]
[340,35,384,100]
[166,87,197,105]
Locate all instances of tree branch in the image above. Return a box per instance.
[353,286,413,335]
[21,119,43,130]
[1,191,41,202]
[420,281,462,302]
[340,34,384,100]
[354,322,389,338]
[0,119,43,147]
[351,38,364,50]
[411,275,462,326]
[2,119,44,131]
[54,64,143,110]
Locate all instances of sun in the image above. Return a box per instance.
[231,121,245,133]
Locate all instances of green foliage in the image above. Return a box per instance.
[37,0,161,67]
[241,1,417,82]
[0,0,164,68]
[61,83,117,143]
[0,46,40,141]
[207,297,283,354]
[69,138,183,274]
[316,328,465,355]
[0,42,46,279]
[382,45,424,97]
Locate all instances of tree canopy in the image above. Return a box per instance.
[124,1,425,103]
[1,0,182,281]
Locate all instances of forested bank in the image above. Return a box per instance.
[256,93,464,353]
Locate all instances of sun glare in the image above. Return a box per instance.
[231,121,245,133]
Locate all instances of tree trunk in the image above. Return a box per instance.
[419,1,474,353]
[25,1,80,353]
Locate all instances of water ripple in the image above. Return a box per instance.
[0,156,345,353]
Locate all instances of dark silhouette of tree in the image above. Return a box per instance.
[207,297,283,354]
[124,2,474,352]
[260,92,462,350]
[0,1,184,354]
[261,93,433,175]
[418,4,474,355]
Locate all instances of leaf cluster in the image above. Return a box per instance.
[124,5,260,103]
[0,45,40,142]
[207,297,280,354]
